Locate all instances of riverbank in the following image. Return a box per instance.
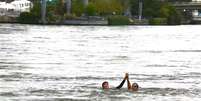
[0,16,17,23]
[1,15,201,25]
[0,16,149,25]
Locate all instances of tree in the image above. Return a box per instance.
[90,0,123,16]
[86,3,96,16]
[72,0,85,16]
[159,3,181,25]
[130,0,164,18]
[130,0,181,24]
[55,0,65,16]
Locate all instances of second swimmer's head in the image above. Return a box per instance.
[102,81,109,89]
[131,83,139,91]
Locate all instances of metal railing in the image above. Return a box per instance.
[0,10,21,17]
[173,1,201,6]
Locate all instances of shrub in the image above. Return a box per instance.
[17,12,39,24]
[167,9,181,25]
[72,0,85,17]
[149,18,167,25]
[86,3,96,16]
[64,14,77,20]
[47,12,59,23]
[108,15,130,25]
[160,4,181,25]
[18,1,40,24]
[130,0,162,18]
[92,0,123,16]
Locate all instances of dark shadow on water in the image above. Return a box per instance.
[172,50,201,52]
[133,50,201,54]
[0,92,18,97]
[0,25,28,34]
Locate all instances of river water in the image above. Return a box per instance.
[0,24,201,101]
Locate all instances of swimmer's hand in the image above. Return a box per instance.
[124,73,129,80]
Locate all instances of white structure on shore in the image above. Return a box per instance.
[0,2,15,16]
[11,0,32,12]
[0,0,32,16]
[192,0,201,17]
[0,2,15,11]
[192,0,201,1]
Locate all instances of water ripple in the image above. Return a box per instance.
[1,24,201,101]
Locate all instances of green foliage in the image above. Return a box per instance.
[90,0,124,16]
[64,13,78,20]
[130,0,181,25]
[30,0,41,16]
[72,0,85,16]
[130,0,138,16]
[17,0,182,25]
[55,0,65,16]
[143,0,162,18]
[86,3,96,16]
[167,10,181,25]
[159,4,181,25]
[45,0,65,22]
[18,12,39,24]
[18,1,40,23]
[46,11,57,23]
[149,18,167,25]
[46,4,58,22]
[108,15,130,25]
[130,0,162,18]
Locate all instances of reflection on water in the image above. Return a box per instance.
[0,24,201,101]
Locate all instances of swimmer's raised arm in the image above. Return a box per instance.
[116,73,128,89]
[126,73,132,90]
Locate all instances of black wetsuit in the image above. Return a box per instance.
[116,79,126,89]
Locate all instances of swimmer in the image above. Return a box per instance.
[126,73,139,91]
[102,73,128,89]
[102,73,139,91]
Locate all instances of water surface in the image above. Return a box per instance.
[0,24,201,101]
